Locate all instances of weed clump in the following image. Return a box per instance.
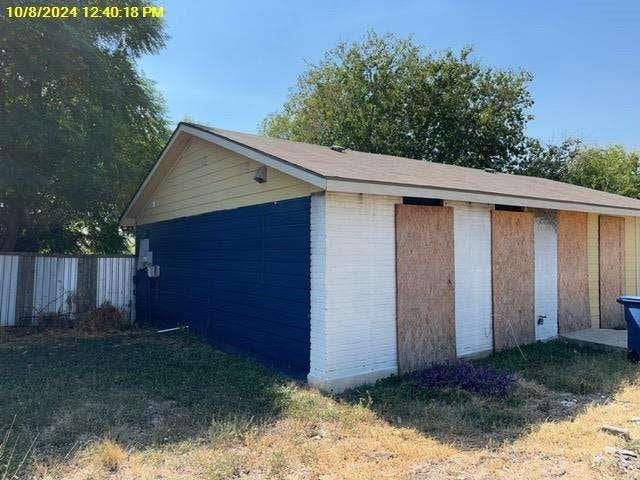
[410,362,516,399]
[95,439,126,472]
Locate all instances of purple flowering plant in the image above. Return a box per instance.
[409,361,517,399]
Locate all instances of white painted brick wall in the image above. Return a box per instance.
[452,203,493,356]
[534,211,558,340]
[309,194,565,390]
[309,192,400,391]
[309,192,327,376]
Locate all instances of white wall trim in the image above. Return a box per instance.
[309,192,328,379]
[308,367,397,393]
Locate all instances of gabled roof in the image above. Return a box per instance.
[120,122,640,225]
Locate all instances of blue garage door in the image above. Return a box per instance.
[135,197,311,375]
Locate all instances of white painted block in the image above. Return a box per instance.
[309,192,327,377]
[453,203,493,356]
[534,211,558,340]
[309,192,400,392]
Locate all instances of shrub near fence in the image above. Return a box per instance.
[0,253,135,327]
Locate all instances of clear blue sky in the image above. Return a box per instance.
[139,0,640,149]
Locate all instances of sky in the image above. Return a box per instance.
[139,0,640,149]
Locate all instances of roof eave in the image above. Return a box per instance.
[119,123,328,226]
[120,122,640,226]
[325,179,640,217]
[119,126,186,227]
[181,124,327,189]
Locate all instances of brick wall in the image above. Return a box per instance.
[451,202,494,356]
[309,192,400,392]
[534,211,558,340]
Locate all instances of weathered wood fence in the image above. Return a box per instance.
[0,253,135,326]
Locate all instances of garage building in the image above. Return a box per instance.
[121,122,640,392]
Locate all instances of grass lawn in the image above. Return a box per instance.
[1,330,640,479]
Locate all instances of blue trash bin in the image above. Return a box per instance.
[616,296,640,361]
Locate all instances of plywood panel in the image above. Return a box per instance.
[587,213,600,328]
[396,205,455,372]
[557,211,590,333]
[600,215,625,328]
[491,211,535,351]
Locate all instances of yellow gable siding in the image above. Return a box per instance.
[626,216,637,295]
[587,213,600,328]
[137,138,322,225]
[637,218,640,294]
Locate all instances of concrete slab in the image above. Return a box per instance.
[560,328,627,350]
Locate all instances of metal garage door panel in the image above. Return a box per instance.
[396,205,455,373]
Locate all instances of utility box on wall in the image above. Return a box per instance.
[146,265,160,278]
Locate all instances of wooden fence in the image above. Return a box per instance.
[0,253,135,326]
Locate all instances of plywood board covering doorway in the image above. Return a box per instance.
[395,205,455,373]
[491,210,535,351]
[557,211,590,333]
[599,215,625,329]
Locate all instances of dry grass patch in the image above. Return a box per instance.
[2,331,640,479]
[94,440,126,472]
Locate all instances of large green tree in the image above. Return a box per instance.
[0,0,170,253]
[566,145,640,198]
[505,137,582,182]
[262,32,533,169]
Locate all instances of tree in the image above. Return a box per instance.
[566,146,640,198]
[0,0,170,253]
[262,32,533,170]
[505,137,582,182]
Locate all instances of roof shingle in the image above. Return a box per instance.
[188,123,640,212]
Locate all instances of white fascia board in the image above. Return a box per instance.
[326,179,640,217]
[181,125,327,189]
